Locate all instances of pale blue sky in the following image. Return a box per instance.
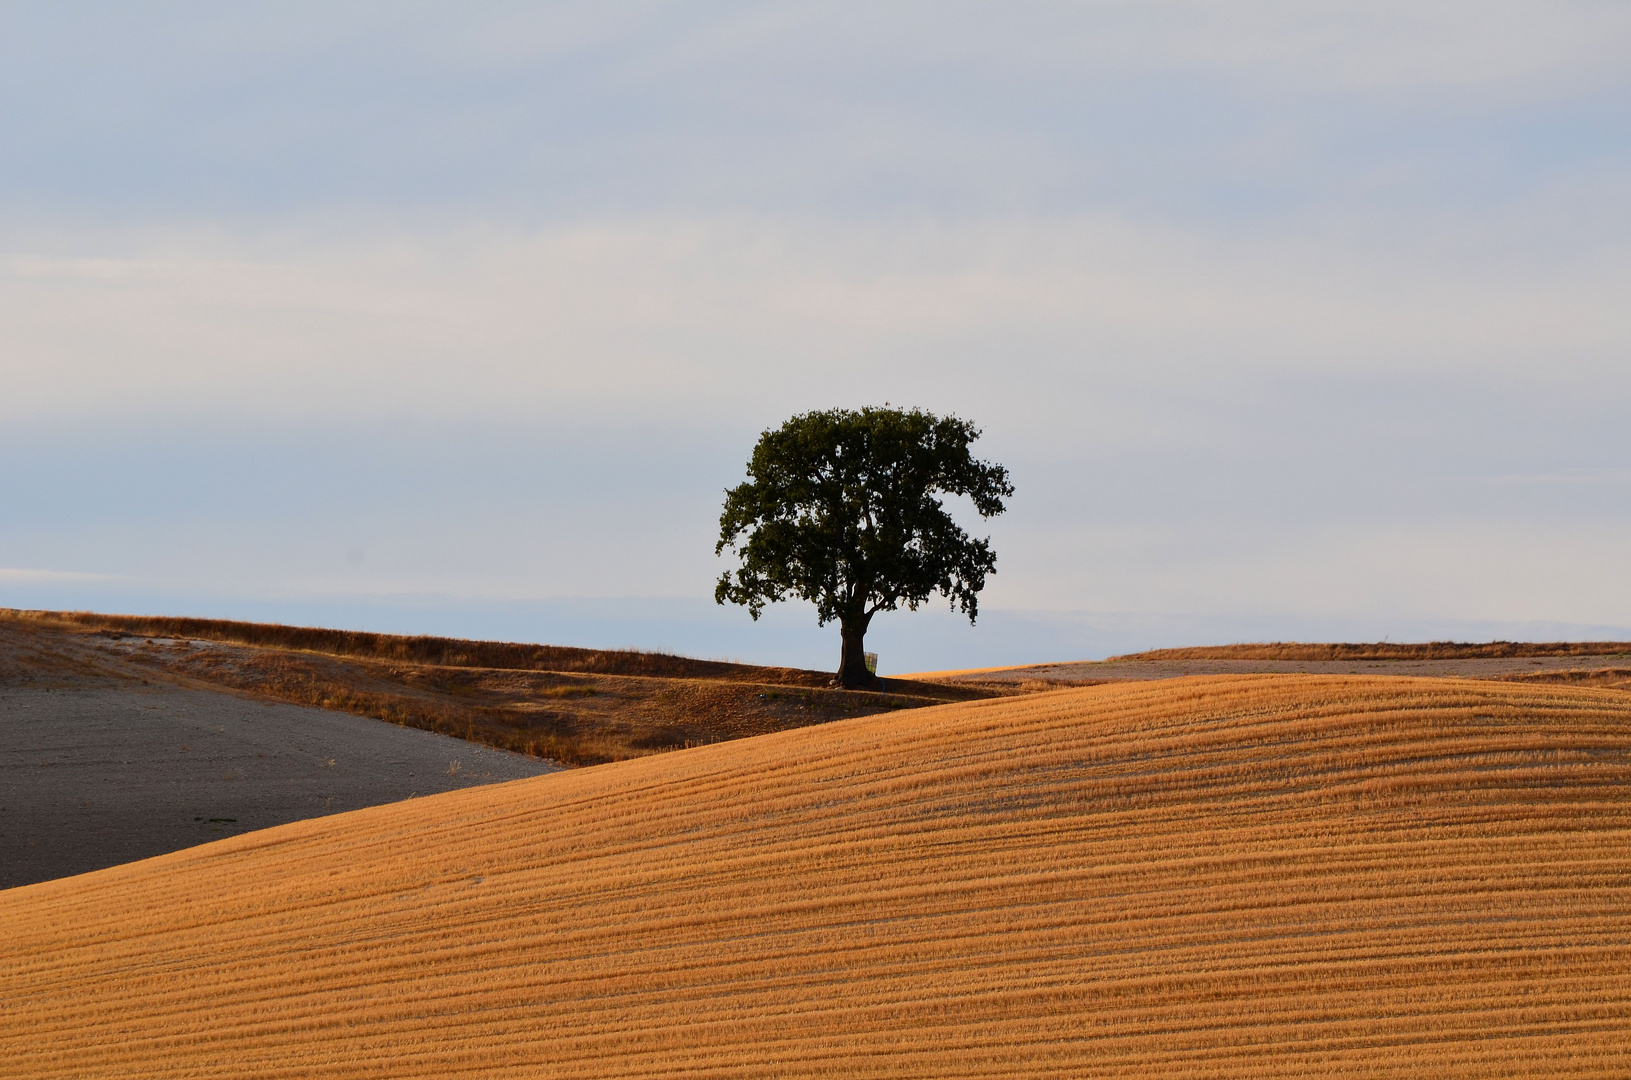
[3,3,1629,670]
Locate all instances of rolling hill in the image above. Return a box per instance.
[4,675,1629,1077]
[0,609,996,764]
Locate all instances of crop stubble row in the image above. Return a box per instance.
[3,675,1629,1077]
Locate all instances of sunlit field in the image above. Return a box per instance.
[4,675,1629,1077]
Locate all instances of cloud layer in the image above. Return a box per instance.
[2,2,1628,664]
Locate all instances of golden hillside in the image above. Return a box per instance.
[5,676,1630,1077]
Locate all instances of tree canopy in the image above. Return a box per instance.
[715,406,1012,687]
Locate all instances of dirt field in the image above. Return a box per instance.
[0,684,557,890]
[919,651,1631,685]
[0,615,556,888]
[5,676,1628,1077]
[1118,641,1631,661]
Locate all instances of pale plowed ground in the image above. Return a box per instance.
[914,652,1631,683]
[4,675,1629,1077]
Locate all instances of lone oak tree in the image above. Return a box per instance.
[715,407,1013,688]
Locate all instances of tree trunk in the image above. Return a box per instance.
[836,616,878,689]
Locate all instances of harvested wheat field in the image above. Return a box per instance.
[4,675,1630,1077]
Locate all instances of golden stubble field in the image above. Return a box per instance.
[4,675,1629,1077]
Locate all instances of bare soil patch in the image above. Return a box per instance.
[924,651,1631,686]
[1116,639,1631,661]
[0,681,555,890]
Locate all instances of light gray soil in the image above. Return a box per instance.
[0,684,560,890]
[942,653,1631,683]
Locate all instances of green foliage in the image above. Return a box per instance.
[715,407,1013,633]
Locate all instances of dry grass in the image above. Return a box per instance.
[0,610,999,765]
[1,607,811,680]
[1497,666,1631,691]
[4,675,1628,1077]
[1117,640,1631,662]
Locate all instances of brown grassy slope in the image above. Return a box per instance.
[0,610,995,765]
[4,675,1629,1078]
[2,607,819,680]
[1117,640,1631,661]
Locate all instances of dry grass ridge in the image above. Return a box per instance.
[0,609,999,765]
[16,608,791,679]
[5,675,1628,1077]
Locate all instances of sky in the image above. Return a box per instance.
[3,2,1629,672]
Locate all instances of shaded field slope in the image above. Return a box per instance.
[0,681,557,889]
[1,609,995,765]
[5,675,1630,1077]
